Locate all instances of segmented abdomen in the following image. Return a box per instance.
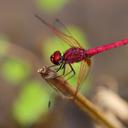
[85,39,128,57]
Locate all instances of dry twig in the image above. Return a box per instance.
[38,66,118,128]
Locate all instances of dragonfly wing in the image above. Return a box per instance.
[76,58,91,94]
[54,30,82,48]
[46,80,66,97]
[53,18,82,48]
[54,18,72,36]
[47,79,74,99]
[35,15,82,48]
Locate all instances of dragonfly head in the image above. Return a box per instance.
[50,51,62,65]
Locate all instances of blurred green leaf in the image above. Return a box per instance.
[1,58,30,84]
[37,0,69,12]
[42,26,91,93]
[13,81,52,125]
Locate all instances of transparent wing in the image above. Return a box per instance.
[54,18,72,36]
[35,15,82,48]
[76,58,91,94]
[46,79,71,98]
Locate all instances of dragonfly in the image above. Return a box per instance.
[35,14,128,98]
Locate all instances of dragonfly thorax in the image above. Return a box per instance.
[50,51,63,65]
[63,47,86,64]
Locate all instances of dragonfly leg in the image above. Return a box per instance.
[55,63,75,80]
[55,63,64,72]
[54,63,66,78]
[48,64,58,70]
[62,63,66,75]
[65,64,76,81]
[63,68,72,78]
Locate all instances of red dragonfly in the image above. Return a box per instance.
[35,15,128,96]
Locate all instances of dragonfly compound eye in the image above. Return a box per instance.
[50,51,62,65]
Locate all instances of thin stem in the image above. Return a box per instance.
[38,66,119,128]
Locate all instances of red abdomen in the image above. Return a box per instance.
[85,39,128,57]
[63,47,85,63]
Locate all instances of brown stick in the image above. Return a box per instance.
[38,66,118,128]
